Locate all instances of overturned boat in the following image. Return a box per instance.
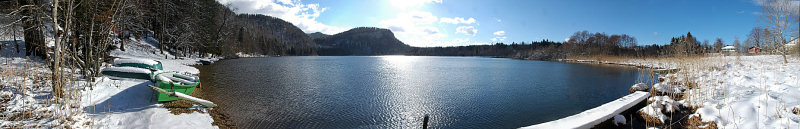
[101,67,153,80]
[113,58,163,71]
[101,58,214,107]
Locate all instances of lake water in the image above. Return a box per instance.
[197,56,653,129]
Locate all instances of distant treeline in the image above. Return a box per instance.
[403,30,796,60]
[405,31,665,60]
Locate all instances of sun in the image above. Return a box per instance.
[388,0,440,9]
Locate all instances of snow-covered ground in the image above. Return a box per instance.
[595,55,800,128]
[87,37,220,129]
[1,36,221,128]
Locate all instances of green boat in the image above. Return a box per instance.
[152,71,201,101]
[101,67,153,80]
[113,58,163,71]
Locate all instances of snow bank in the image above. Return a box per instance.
[113,58,160,66]
[3,29,219,128]
[652,83,685,94]
[639,102,667,125]
[613,114,626,126]
[614,55,800,128]
[82,79,215,129]
[629,83,649,92]
[86,37,219,128]
[522,91,649,129]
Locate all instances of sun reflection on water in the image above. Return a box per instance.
[377,55,443,128]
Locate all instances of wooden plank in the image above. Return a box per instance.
[520,91,650,129]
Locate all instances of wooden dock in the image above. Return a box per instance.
[520,91,650,129]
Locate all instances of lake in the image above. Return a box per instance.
[196,56,654,129]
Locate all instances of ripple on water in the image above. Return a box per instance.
[198,56,655,128]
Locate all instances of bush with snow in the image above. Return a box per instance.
[613,114,626,126]
[629,83,649,93]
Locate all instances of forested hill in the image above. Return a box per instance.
[307,32,330,39]
[235,14,317,56]
[1,0,666,61]
[314,27,411,55]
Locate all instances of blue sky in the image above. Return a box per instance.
[218,0,779,47]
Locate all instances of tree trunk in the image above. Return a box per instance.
[51,0,64,98]
[120,35,126,51]
[13,22,19,53]
[159,0,165,54]
[20,0,47,59]
[781,38,788,64]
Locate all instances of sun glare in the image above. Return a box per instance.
[388,0,437,9]
[380,55,418,63]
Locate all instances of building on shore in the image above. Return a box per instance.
[786,37,798,52]
[722,45,736,53]
[748,46,761,54]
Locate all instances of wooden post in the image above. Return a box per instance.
[422,114,429,129]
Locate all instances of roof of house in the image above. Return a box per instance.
[722,46,736,49]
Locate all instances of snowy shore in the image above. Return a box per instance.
[560,55,800,128]
[85,38,220,128]
[1,37,221,128]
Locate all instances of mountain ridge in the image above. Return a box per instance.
[313,27,411,55]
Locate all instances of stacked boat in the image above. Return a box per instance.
[101,58,205,103]
[151,71,201,101]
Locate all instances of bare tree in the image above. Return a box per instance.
[760,0,796,63]
[734,36,743,52]
[746,27,769,49]
[19,0,48,59]
[702,40,709,54]
[52,0,63,97]
[620,34,637,48]
[713,38,724,53]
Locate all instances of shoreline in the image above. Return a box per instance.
[190,55,661,128]
[549,57,698,128]
[551,55,800,128]
[191,64,238,129]
[158,54,799,129]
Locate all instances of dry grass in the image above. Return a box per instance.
[638,110,665,126]
[686,114,718,129]
[0,57,88,128]
[570,55,732,128]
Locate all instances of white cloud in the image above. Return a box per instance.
[455,26,478,36]
[491,30,506,41]
[496,18,502,22]
[491,36,507,42]
[653,32,658,36]
[493,31,505,36]
[409,12,439,24]
[217,0,349,35]
[423,27,440,35]
[440,38,490,46]
[219,0,487,47]
[439,17,476,24]
[379,11,447,47]
[379,11,488,47]
[276,0,295,5]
